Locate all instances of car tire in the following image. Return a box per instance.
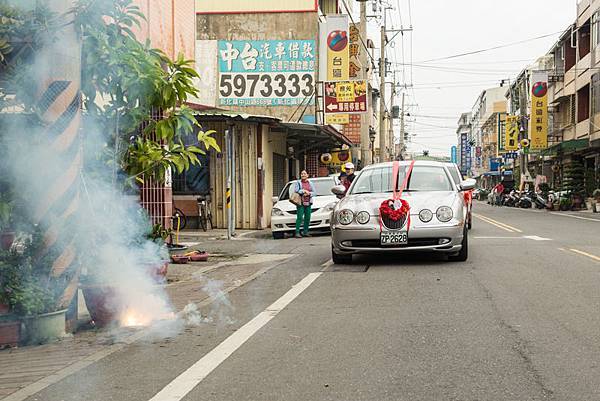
[272,232,285,240]
[449,227,468,262]
[332,246,352,264]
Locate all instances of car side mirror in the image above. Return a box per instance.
[460,179,476,191]
[331,185,347,196]
[271,196,279,204]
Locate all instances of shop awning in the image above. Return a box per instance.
[540,138,589,156]
[193,109,281,124]
[278,122,353,148]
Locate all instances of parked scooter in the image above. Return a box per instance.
[532,191,547,209]
[517,191,533,209]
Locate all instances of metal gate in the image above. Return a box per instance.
[273,153,286,197]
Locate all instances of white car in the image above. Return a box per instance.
[271,176,339,239]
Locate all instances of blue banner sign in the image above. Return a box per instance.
[218,40,316,107]
[450,146,457,164]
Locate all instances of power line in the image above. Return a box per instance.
[416,30,564,63]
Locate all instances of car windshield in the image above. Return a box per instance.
[447,165,462,185]
[279,179,335,200]
[350,166,453,194]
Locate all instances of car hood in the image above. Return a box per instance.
[337,191,459,215]
[274,195,339,212]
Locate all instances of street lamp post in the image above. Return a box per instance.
[369,127,376,164]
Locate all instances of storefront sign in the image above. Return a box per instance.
[325,114,350,125]
[196,0,317,14]
[324,80,368,114]
[218,40,316,106]
[505,115,519,151]
[460,133,469,174]
[349,23,363,79]
[342,114,361,143]
[529,71,548,151]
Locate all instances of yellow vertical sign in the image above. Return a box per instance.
[323,15,349,124]
[529,71,548,151]
[505,115,519,151]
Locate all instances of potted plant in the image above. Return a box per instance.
[0,194,14,250]
[592,189,600,213]
[0,250,21,348]
[2,229,69,345]
[559,197,572,211]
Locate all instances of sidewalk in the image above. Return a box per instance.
[0,229,289,401]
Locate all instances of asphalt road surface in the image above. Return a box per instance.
[21,201,600,401]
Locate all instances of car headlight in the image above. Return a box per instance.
[337,209,354,225]
[324,202,337,211]
[356,211,370,224]
[419,209,433,223]
[271,207,284,216]
[436,206,453,222]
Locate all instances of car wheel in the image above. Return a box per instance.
[332,246,352,264]
[272,231,285,240]
[449,227,468,262]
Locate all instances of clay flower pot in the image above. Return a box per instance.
[170,254,189,264]
[0,231,15,250]
[187,250,209,262]
[81,285,119,327]
[0,318,20,349]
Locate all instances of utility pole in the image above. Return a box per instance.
[378,9,387,162]
[359,0,371,165]
[388,71,396,160]
[399,91,405,160]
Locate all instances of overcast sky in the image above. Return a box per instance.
[375,0,577,157]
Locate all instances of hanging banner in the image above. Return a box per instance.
[450,146,457,164]
[505,115,519,151]
[319,15,350,124]
[319,15,349,81]
[349,23,363,79]
[529,71,548,151]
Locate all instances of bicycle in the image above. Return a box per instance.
[197,194,213,232]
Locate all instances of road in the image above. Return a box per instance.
[16,202,600,401]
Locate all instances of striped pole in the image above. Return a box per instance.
[35,1,82,311]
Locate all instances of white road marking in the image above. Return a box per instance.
[550,212,600,223]
[473,236,518,239]
[148,272,323,401]
[522,235,552,241]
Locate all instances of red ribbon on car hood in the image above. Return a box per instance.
[379,160,416,232]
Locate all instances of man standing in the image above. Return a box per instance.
[345,162,356,184]
[493,181,505,206]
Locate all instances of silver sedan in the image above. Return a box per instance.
[330,161,475,264]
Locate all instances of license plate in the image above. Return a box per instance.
[380,231,408,245]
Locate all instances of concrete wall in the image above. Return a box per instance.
[133,0,196,60]
[196,12,319,122]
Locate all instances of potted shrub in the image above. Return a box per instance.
[0,195,14,250]
[0,250,21,347]
[3,230,68,345]
[559,197,572,211]
[592,189,600,213]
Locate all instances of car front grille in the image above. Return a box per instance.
[350,238,441,248]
